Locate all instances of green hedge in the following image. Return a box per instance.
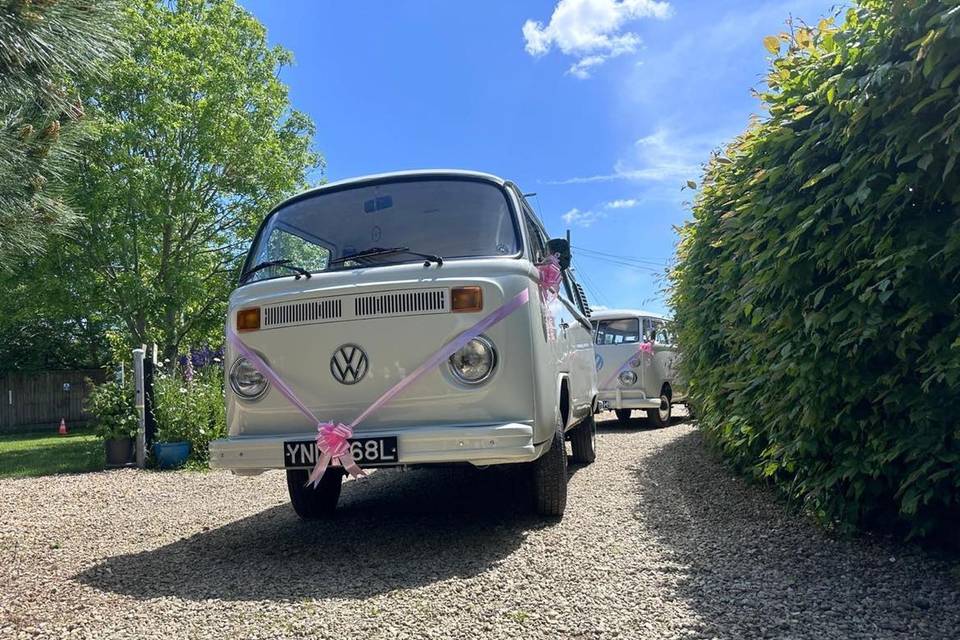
[670,0,960,540]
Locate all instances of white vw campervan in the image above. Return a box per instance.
[211,170,598,517]
[592,309,686,428]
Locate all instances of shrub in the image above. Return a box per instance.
[152,359,225,465]
[85,378,139,441]
[670,0,960,540]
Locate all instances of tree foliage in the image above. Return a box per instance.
[0,0,124,269]
[670,0,960,540]
[60,0,320,359]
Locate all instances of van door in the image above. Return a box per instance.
[558,268,596,423]
[518,197,594,426]
[647,319,678,402]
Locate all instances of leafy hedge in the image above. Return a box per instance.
[670,0,960,540]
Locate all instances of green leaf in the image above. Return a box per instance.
[763,35,780,54]
[800,163,842,189]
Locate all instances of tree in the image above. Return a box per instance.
[0,0,124,269]
[63,0,321,359]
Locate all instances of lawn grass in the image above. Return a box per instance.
[0,427,104,478]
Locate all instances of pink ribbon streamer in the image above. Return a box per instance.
[226,286,535,487]
[537,255,562,342]
[226,327,367,479]
[601,340,654,389]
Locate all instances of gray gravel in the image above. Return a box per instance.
[2,412,958,639]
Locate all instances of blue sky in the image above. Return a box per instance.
[240,0,839,314]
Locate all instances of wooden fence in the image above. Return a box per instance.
[0,369,106,433]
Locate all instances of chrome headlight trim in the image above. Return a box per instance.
[448,335,498,385]
[618,370,638,386]
[229,356,270,401]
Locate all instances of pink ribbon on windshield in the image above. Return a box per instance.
[226,286,535,487]
[601,340,654,389]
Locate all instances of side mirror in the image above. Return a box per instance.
[546,238,571,270]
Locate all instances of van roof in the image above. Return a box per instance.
[271,169,509,211]
[590,308,670,321]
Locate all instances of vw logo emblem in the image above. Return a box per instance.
[330,344,368,385]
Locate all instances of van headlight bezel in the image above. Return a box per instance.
[229,356,269,400]
[448,335,498,385]
[618,370,638,386]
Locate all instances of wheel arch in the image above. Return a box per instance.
[661,381,673,402]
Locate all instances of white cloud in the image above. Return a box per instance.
[561,207,605,227]
[605,198,639,209]
[548,126,720,185]
[522,0,672,78]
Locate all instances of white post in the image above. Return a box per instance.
[133,348,146,468]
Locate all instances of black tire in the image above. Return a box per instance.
[615,409,632,424]
[533,424,568,517]
[286,467,344,519]
[569,414,597,464]
[646,392,672,428]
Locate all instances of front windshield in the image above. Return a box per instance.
[243,178,520,283]
[594,318,640,345]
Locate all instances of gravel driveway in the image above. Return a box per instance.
[2,413,958,639]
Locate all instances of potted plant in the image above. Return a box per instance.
[151,363,194,469]
[85,379,139,467]
[150,353,227,469]
[153,439,191,469]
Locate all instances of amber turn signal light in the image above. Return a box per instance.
[451,286,483,312]
[236,307,261,332]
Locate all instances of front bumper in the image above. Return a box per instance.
[597,389,660,411]
[209,422,537,472]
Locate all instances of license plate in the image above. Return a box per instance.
[283,437,399,468]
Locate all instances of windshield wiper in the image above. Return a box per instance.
[240,259,312,283]
[329,246,443,267]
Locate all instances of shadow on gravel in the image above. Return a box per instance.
[632,429,960,639]
[75,464,555,602]
[595,410,687,432]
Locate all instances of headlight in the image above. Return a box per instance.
[229,356,269,400]
[618,370,638,386]
[448,335,497,384]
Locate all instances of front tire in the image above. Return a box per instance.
[615,409,632,424]
[533,425,568,517]
[569,415,597,464]
[286,467,344,519]
[646,393,672,428]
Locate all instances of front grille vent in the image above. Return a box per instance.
[263,298,342,327]
[355,289,447,318]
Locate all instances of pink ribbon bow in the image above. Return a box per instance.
[538,255,562,303]
[308,421,365,485]
[639,341,654,355]
[538,255,562,341]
